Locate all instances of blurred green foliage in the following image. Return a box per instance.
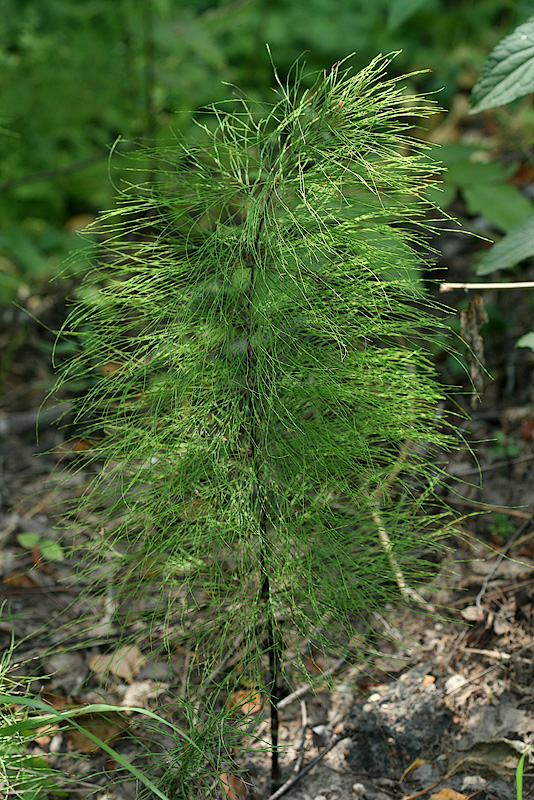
[0,0,532,306]
[427,141,534,231]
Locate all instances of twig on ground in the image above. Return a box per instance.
[371,506,435,611]
[445,643,534,694]
[462,646,532,663]
[440,281,534,292]
[400,759,468,800]
[447,496,532,520]
[447,453,534,479]
[476,519,531,609]
[447,454,534,479]
[265,734,340,800]
[180,652,191,699]
[0,402,73,436]
[292,699,307,774]
[277,656,347,710]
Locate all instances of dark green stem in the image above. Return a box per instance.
[244,184,281,791]
[261,561,281,790]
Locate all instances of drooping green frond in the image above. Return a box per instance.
[54,54,456,797]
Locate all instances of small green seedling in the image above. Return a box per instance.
[16,533,64,562]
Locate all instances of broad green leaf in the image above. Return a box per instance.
[426,142,485,166]
[387,0,428,31]
[463,184,534,232]
[471,16,534,114]
[477,215,534,274]
[426,182,456,210]
[516,332,534,350]
[446,159,518,187]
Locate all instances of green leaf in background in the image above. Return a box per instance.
[0,229,51,277]
[477,214,534,274]
[471,16,534,114]
[387,0,428,31]
[427,142,484,164]
[445,158,518,186]
[515,332,534,350]
[425,181,456,210]
[463,183,534,232]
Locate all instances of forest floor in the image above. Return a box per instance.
[1,225,534,800]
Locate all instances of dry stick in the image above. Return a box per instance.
[440,281,534,293]
[180,652,191,699]
[446,496,532,520]
[447,453,534,479]
[475,518,532,610]
[292,699,307,774]
[0,143,138,194]
[277,656,347,710]
[367,432,436,610]
[265,734,341,800]
[370,506,435,611]
[400,758,487,800]
[445,642,534,695]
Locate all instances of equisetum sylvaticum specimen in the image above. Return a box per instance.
[54,54,457,797]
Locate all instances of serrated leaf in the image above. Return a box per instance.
[516,332,534,350]
[471,17,534,114]
[477,215,534,274]
[387,0,428,31]
[463,183,534,232]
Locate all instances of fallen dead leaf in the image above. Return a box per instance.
[33,691,69,745]
[117,679,167,708]
[429,789,468,800]
[66,710,129,754]
[460,605,485,622]
[2,570,38,588]
[219,772,248,800]
[101,361,124,377]
[89,645,145,683]
[64,213,95,232]
[304,650,329,674]
[400,757,429,782]
[225,689,263,717]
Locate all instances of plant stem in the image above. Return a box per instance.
[261,537,281,790]
[244,184,282,789]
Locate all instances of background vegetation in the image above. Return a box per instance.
[0,0,532,311]
[4,3,534,799]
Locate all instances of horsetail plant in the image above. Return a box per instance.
[52,54,458,797]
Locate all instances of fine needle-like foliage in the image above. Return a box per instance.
[52,54,457,797]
